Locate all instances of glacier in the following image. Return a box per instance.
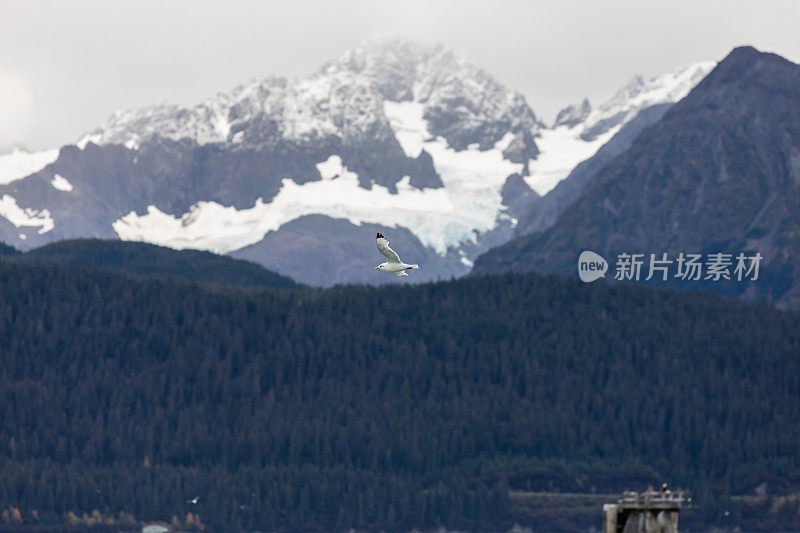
[113,119,521,256]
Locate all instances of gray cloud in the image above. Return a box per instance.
[2,0,799,149]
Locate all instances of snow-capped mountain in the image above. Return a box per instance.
[80,39,544,157]
[580,61,716,141]
[78,38,541,269]
[0,38,715,285]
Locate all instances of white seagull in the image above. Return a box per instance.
[374,233,419,277]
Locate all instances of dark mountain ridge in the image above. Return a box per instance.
[2,238,299,289]
[474,46,800,308]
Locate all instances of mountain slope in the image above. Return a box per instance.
[3,238,299,289]
[523,61,714,196]
[474,46,800,308]
[516,102,674,236]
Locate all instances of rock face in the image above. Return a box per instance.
[0,37,715,286]
[474,47,800,309]
[554,99,592,128]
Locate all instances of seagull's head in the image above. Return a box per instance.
[374,263,387,270]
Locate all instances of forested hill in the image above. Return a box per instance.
[1,262,799,531]
[2,238,299,289]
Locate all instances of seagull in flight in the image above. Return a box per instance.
[187,496,200,504]
[374,233,419,277]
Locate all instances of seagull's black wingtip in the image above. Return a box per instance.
[376,232,384,239]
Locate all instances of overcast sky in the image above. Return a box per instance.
[2,0,799,149]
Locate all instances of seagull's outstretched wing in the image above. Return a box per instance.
[376,233,401,263]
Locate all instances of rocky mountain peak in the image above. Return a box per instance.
[319,37,544,152]
[686,45,799,101]
[319,37,442,101]
[579,61,715,141]
[76,37,544,160]
[553,98,592,128]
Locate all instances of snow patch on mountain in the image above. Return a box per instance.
[114,105,523,258]
[581,61,715,140]
[524,61,715,194]
[0,148,59,185]
[525,125,618,195]
[51,174,73,192]
[384,101,428,158]
[0,195,54,233]
[114,155,455,254]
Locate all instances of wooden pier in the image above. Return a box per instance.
[603,489,686,533]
